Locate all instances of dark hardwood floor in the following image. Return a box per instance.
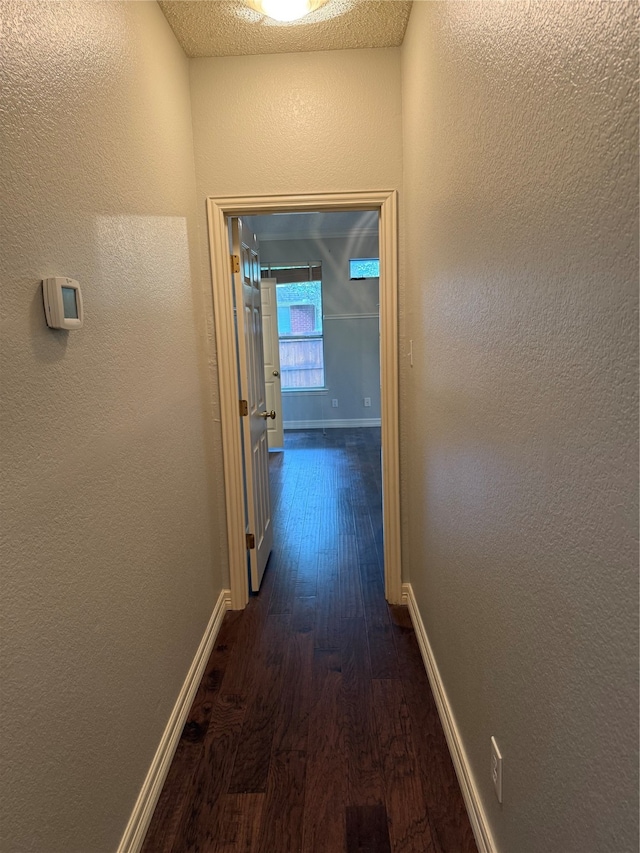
[142,428,477,853]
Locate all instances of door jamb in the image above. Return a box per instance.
[206,191,401,610]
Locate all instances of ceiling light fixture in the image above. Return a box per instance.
[247,0,328,23]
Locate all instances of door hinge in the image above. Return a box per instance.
[231,254,240,273]
[239,399,248,417]
[246,532,255,550]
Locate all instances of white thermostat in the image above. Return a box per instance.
[42,277,83,329]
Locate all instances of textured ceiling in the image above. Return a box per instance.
[158,0,413,57]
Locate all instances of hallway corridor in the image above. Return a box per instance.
[143,429,477,852]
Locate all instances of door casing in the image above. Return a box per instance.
[206,191,401,610]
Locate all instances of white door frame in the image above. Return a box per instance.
[206,191,401,610]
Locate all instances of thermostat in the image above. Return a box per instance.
[42,277,83,329]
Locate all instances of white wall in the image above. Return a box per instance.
[401,3,638,853]
[189,48,402,199]
[258,234,381,427]
[0,3,225,850]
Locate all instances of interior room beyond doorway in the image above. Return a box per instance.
[246,209,381,438]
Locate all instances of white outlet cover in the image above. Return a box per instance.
[491,736,503,803]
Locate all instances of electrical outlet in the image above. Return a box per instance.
[364,397,371,407]
[331,399,338,408]
[491,737,503,803]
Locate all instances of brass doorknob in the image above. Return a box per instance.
[272,370,280,377]
[259,410,276,420]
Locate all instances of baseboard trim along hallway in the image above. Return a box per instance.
[402,582,497,853]
[117,588,232,853]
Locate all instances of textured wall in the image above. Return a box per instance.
[189,47,402,198]
[0,2,225,850]
[401,2,638,852]
[258,234,381,425]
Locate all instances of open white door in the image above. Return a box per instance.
[231,218,273,592]
[260,277,284,450]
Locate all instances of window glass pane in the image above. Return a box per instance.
[290,304,315,334]
[274,278,324,389]
[278,338,324,389]
[275,281,323,335]
[277,305,291,335]
[349,258,380,279]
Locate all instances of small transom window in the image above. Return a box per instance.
[349,258,380,280]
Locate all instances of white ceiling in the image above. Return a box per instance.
[158,0,412,57]
[245,210,379,241]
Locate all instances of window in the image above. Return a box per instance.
[261,263,324,390]
[349,257,380,279]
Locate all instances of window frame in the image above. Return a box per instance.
[261,262,326,391]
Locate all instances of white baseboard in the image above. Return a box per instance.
[402,583,497,853]
[284,418,381,430]
[117,588,232,853]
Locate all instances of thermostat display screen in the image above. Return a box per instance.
[62,287,78,319]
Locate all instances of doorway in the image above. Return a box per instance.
[206,192,400,610]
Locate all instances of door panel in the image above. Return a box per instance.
[232,218,273,592]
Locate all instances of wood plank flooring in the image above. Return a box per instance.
[142,428,477,853]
